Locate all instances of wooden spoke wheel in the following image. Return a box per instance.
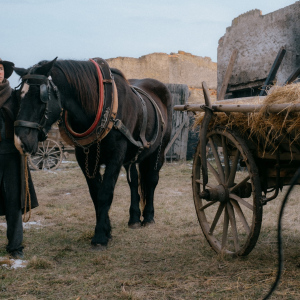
[192,127,263,256]
[29,139,63,171]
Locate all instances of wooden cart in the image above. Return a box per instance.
[28,127,74,171]
[174,82,300,256]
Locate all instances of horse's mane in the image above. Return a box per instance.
[111,68,129,83]
[54,60,98,115]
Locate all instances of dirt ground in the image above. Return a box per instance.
[0,158,299,299]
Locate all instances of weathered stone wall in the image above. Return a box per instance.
[217,1,300,97]
[107,51,217,103]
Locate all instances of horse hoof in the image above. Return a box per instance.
[91,244,107,251]
[128,222,142,229]
[142,220,155,227]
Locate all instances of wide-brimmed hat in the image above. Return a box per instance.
[0,58,15,79]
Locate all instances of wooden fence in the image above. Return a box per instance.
[165,84,191,161]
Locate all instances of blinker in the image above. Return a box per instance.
[40,84,49,103]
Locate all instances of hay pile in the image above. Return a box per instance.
[194,83,300,153]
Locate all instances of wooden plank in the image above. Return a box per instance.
[202,81,212,107]
[227,79,266,92]
[166,83,190,160]
[216,96,265,104]
[256,151,300,160]
[164,115,189,155]
[218,49,238,100]
[285,66,300,85]
[259,47,286,96]
[267,168,300,177]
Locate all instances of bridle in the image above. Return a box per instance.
[14,74,62,141]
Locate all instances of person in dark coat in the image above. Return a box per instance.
[0,58,38,259]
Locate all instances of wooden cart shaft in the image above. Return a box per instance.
[174,98,300,113]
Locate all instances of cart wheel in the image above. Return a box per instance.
[192,127,263,256]
[29,139,63,171]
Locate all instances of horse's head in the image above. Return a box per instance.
[14,58,63,155]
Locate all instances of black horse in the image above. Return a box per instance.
[14,58,172,248]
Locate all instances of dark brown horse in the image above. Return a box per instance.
[14,58,172,248]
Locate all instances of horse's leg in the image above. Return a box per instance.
[74,147,104,235]
[93,157,125,245]
[75,145,125,247]
[139,151,164,226]
[125,164,142,228]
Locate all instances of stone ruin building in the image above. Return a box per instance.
[107,51,217,103]
[217,1,300,99]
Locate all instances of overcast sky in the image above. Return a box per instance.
[1,0,297,87]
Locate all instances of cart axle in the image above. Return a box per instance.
[201,184,229,202]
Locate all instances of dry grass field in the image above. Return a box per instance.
[0,158,299,299]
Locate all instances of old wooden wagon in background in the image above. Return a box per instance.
[28,127,74,171]
[172,45,300,256]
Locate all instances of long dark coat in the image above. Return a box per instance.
[0,91,38,216]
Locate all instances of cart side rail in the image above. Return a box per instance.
[174,100,300,114]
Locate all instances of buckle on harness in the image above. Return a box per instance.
[113,119,121,129]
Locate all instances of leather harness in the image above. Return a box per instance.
[62,58,165,157]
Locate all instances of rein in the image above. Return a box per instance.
[22,155,31,222]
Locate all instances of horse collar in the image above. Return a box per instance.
[64,59,104,138]
[60,58,118,147]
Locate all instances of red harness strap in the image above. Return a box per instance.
[64,58,104,138]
